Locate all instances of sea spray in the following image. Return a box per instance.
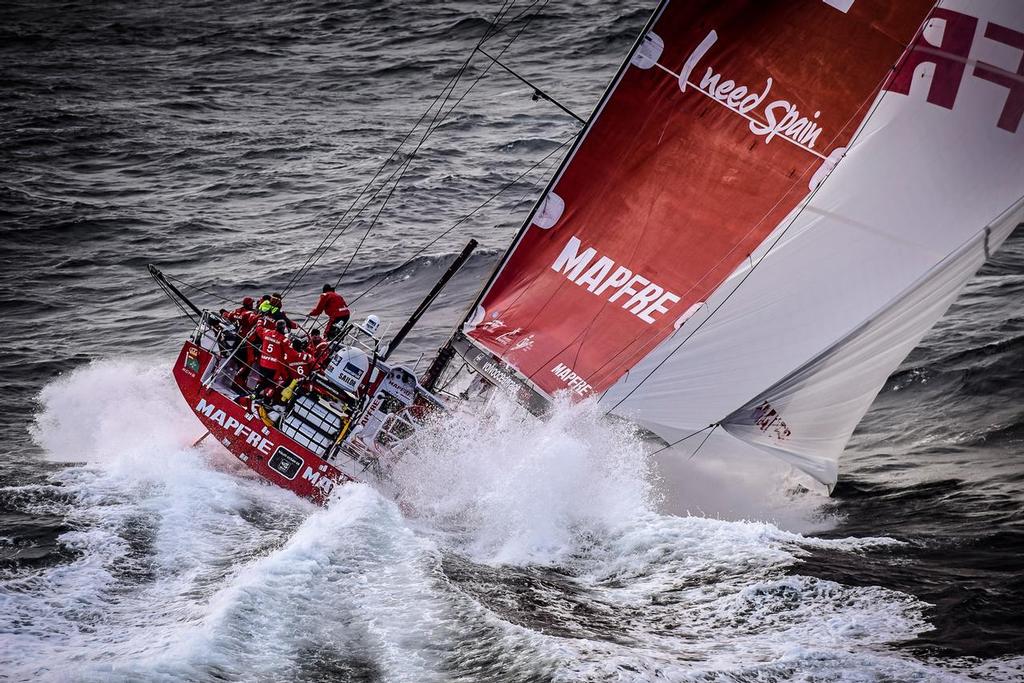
[4,360,990,681]
[387,392,659,565]
[31,359,206,463]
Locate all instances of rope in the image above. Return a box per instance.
[331,0,550,289]
[164,273,237,305]
[646,423,717,458]
[153,276,198,323]
[475,47,584,123]
[349,133,575,305]
[282,0,541,297]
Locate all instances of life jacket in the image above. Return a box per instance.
[258,300,280,315]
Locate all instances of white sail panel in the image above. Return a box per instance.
[601,0,1024,488]
[722,211,1020,489]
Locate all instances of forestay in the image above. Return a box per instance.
[461,0,1024,490]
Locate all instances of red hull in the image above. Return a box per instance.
[173,341,353,505]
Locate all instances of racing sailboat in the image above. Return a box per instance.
[422,0,1024,492]
[162,0,1023,503]
[154,238,478,505]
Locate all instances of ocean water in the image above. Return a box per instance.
[2,1,1023,681]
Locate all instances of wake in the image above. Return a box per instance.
[3,360,1007,681]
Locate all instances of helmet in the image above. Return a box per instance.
[362,314,381,335]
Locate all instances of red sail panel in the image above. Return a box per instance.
[467,0,933,398]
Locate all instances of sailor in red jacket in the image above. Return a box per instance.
[224,297,258,333]
[222,297,260,393]
[308,328,332,368]
[282,338,315,384]
[253,319,289,398]
[308,284,350,338]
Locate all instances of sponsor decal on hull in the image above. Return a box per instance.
[195,397,275,455]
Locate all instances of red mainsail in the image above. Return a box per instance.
[465,0,933,398]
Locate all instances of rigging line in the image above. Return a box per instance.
[285,0,543,295]
[152,277,199,324]
[332,2,548,288]
[688,424,718,460]
[601,7,939,417]
[281,0,519,296]
[475,47,585,124]
[428,0,551,129]
[646,423,717,458]
[284,125,569,308]
[163,273,238,305]
[288,0,550,300]
[349,134,575,305]
[293,0,534,296]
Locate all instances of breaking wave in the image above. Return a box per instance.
[0,361,1014,681]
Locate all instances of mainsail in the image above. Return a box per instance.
[453,0,1024,490]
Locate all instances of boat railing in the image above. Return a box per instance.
[189,310,251,390]
[373,406,428,457]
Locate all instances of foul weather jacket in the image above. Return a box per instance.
[255,328,287,371]
[226,308,259,337]
[283,347,315,382]
[309,291,350,321]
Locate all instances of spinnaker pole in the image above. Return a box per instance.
[148,264,204,320]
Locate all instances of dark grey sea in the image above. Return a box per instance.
[1,1,1022,680]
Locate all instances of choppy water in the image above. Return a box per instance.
[1,1,1022,681]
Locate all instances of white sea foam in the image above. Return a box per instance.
[0,360,999,682]
[388,392,658,565]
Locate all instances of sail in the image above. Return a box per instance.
[600,0,1024,488]
[461,0,1024,488]
[465,0,936,394]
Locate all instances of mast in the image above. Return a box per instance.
[427,1,672,397]
[460,1,671,332]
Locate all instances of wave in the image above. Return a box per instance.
[2,361,1010,680]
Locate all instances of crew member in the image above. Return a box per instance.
[253,319,289,399]
[259,293,298,329]
[284,337,315,382]
[308,328,331,368]
[225,297,259,334]
[257,293,278,316]
[308,284,350,338]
